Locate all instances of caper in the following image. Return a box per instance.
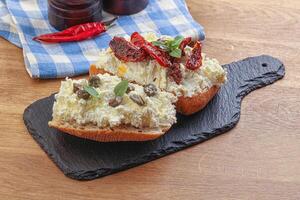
[109,96,123,107]
[76,89,90,100]
[126,84,135,94]
[130,94,146,106]
[143,84,157,97]
[88,75,101,88]
[73,83,82,93]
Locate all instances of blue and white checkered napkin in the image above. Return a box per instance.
[0,0,205,79]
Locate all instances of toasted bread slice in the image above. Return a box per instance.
[91,33,227,116]
[89,64,220,115]
[49,120,170,142]
[49,73,177,142]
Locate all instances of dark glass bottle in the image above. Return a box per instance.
[48,0,103,30]
[103,0,149,15]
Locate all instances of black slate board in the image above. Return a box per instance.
[23,55,285,180]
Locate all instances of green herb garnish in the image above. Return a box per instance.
[114,80,129,97]
[169,48,182,58]
[152,35,184,58]
[84,85,100,98]
[171,36,184,48]
[152,41,168,50]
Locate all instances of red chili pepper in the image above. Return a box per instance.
[185,41,202,70]
[109,37,147,62]
[130,32,172,67]
[179,37,192,56]
[33,17,118,43]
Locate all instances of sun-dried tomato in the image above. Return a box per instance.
[168,58,183,84]
[130,32,172,67]
[185,41,202,70]
[109,37,147,62]
[179,37,192,56]
[130,32,146,47]
[142,44,172,67]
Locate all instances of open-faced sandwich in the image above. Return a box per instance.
[90,32,227,115]
[49,73,177,142]
[49,32,227,142]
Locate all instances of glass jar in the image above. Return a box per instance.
[103,0,149,15]
[48,0,103,30]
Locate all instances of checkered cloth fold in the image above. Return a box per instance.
[0,0,205,79]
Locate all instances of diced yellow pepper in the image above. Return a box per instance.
[117,64,128,77]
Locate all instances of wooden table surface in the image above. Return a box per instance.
[1,0,299,199]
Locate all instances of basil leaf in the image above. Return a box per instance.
[152,41,164,46]
[169,48,182,58]
[114,80,129,97]
[152,41,168,51]
[152,36,184,58]
[171,36,184,48]
[84,85,100,98]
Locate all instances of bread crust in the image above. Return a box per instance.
[90,65,220,115]
[176,86,219,115]
[49,120,170,142]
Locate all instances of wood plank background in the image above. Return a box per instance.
[0,0,299,199]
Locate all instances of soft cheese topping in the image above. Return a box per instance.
[97,51,168,89]
[95,33,227,98]
[167,53,227,97]
[52,74,177,129]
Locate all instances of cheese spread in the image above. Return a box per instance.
[52,74,177,129]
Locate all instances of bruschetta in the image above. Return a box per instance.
[49,73,177,142]
[89,32,226,115]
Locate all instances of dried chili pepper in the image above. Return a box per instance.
[33,17,118,43]
[109,37,147,62]
[185,41,202,70]
[179,37,192,56]
[168,58,183,84]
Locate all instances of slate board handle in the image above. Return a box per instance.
[223,55,285,98]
